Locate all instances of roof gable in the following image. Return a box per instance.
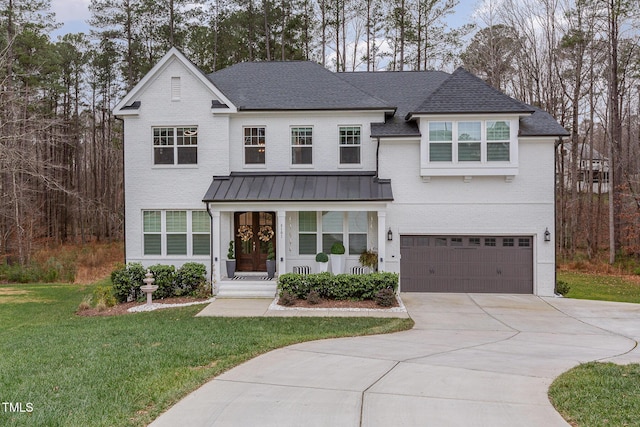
[113,47,236,115]
[207,61,394,111]
[409,67,534,117]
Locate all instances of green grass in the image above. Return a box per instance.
[557,271,640,303]
[0,282,413,426]
[549,362,640,426]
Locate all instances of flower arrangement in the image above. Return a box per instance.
[237,225,253,242]
[258,225,274,242]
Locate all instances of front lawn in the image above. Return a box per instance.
[0,282,412,426]
[549,362,640,426]
[557,271,640,304]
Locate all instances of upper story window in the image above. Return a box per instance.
[244,127,266,165]
[291,127,313,165]
[427,120,512,163]
[153,127,197,165]
[339,126,361,164]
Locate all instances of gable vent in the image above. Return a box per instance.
[171,77,181,101]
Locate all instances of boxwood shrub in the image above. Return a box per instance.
[277,272,398,301]
[110,262,209,302]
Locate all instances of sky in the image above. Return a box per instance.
[50,0,481,39]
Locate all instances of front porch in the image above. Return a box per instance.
[216,272,278,298]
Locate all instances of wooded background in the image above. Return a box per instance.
[1,0,639,265]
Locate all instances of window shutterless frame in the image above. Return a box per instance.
[152,126,198,165]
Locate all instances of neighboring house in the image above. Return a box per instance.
[559,142,610,193]
[114,48,568,297]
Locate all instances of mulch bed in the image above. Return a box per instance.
[277,297,399,309]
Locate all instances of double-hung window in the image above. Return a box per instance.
[487,121,510,161]
[428,122,453,161]
[142,210,210,256]
[291,127,313,165]
[244,127,266,165]
[347,212,367,255]
[153,127,198,165]
[457,122,481,161]
[298,212,317,255]
[339,126,361,164]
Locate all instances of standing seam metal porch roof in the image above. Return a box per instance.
[202,172,393,202]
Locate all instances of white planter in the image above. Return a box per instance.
[330,254,344,274]
[317,261,329,273]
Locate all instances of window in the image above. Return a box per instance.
[291,127,313,165]
[457,122,481,161]
[503,238,514,247]
[428,122,453,161]
[469,237,481,246]
[142,210,210,256]
[450,237,463,246]
[298,212,317,255]
[322,211,343,253]
[339,126,361,164]
[192,211,211,255]
[244,127,266,164]
[153,127,198,165]
[487,121,510,161]
[484,238,497,247]
[348,212,367,255]
[518,238,531,247]
[143,211,162,255]
[166,211,187,255]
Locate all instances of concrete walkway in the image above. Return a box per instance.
[152,294,639,426]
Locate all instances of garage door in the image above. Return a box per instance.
[400,236,533,293]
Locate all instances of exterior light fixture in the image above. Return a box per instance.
[387,228,393,241]
[544,228,551,242]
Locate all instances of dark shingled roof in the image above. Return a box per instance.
[410,68,535,116]
[207,62,394,111]
[519,106,569,137]
[205,61,567,138]
[202,172,393,202]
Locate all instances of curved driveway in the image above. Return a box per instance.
[152,294,640,426]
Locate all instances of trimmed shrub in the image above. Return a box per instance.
[555,280,571,296]
[278,290,297,306]
[330,242,345,255]
[374,288,396,307]
[175,263,208,296]
[315,252,329,263]
[277,272,399,301]
[111,262,146,302]
[306,290,321,305]
[147,264,176,299]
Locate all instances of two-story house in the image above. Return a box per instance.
[114,48,568,297]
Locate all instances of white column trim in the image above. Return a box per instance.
[377,211,386,272]
[211,209,221,286]
[277,210,286,277]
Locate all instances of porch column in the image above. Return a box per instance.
[211,210,221,286]
[277,210,286,277]
[377,211,386,272]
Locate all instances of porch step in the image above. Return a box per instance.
[216,280,278,298]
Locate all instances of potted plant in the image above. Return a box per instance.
[226,240,236,279]
[266,241,276,279]
[330,241,345,274]
[315,252,329,273]
[359,249,378,272]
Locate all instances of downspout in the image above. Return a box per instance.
[114,115,126,264]
[206,201,214,295]
[375,137,381,178]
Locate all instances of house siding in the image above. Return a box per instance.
[379,136,556,296]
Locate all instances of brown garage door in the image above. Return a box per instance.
[400,236,533,293]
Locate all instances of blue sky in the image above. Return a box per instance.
[51,0,480,39]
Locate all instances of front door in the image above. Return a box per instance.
[234,212,276,272]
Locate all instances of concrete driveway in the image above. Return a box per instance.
[151,294,640,426]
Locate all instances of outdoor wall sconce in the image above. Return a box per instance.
[387,228,393,241]
[544,228,551,242]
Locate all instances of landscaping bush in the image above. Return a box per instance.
[93,285,116,308]
[306,290,321,305]
[278,290,297,306]
[374,288,396,307]
[277,272,399,301]
[147,264,177,299]
[175,263,208,296]
[555,280,571,296]
[111,262,146,302]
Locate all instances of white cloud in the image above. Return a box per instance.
[51,0,91,24]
